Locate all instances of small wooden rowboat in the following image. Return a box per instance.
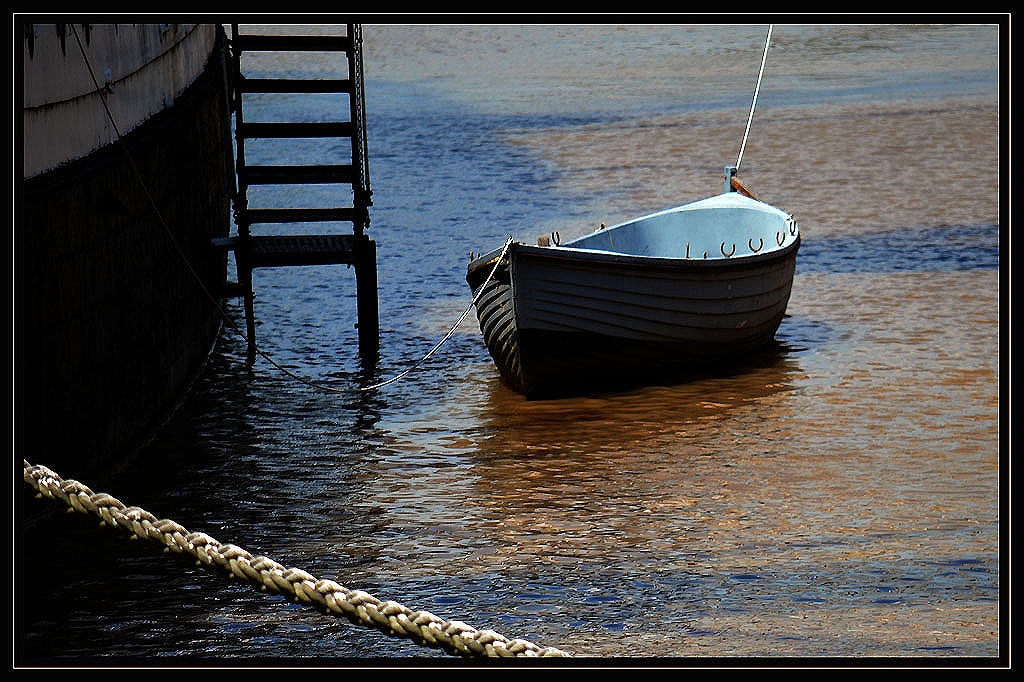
[466,171,800,398]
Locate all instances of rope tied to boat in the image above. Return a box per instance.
[204,230,511,393]
[23,459,569,658]
[735,24,773,172]
[355,235,514,392]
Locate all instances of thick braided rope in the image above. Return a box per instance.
[23,460,569,658]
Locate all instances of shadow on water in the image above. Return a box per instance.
[797,223,999,274]
[521,340,803,403]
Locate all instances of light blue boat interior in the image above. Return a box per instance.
[562,192,799,260]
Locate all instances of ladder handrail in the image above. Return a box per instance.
[228,24,249,234]
[347,23,372,235]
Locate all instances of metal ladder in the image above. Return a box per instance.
[218,23,379,363]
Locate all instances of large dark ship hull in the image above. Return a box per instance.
[20,24,235,478]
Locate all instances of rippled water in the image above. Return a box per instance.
[20,22,1003,664]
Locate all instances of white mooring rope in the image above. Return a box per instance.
[735,24,774,172]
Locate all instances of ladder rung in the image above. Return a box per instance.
[240,77,353,94]
[249,234,359,268]
[216,280,249,298]
[210,236,238,250]
[210,234,361,267]
[234,34,353,52]
[240,164,355,185]
[238,122,355,139]
[242,207,364,224]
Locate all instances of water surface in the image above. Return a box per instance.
[20,21,1003,664]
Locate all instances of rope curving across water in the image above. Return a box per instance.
[22,460,570,658]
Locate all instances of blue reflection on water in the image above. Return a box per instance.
[797,223,1000,273]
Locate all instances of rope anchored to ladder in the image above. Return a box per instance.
[261,235,514,394]
[23,459,569,658]
[350,235,514,392]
